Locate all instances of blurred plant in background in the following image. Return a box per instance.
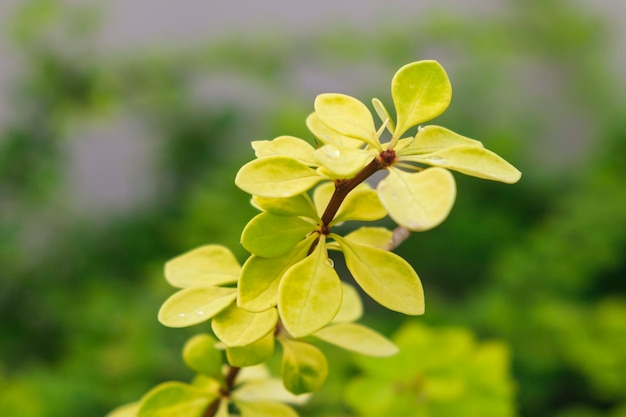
[1,0,625,416]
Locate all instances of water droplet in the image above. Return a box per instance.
[322,145,341,159]
[326,258,335,268]
[424,155,446,165]
[178,313,186,318]
[196,310,205,316]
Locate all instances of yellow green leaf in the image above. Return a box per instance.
[238,236,315,312]
[377,167,456,231]
[252,135,316,165]
[279,338,328,395]
[233,377,310,405]
[241,212,316,257]
[164,245,240,289]
[333,234,424,315]
[235,156,324,198]
[226,331,275,367]
[214,400,229,417]
[342,227,393,250]
[314,93,380,150]
[278,237,342,338]
[332,282,363,323]
[306,112,364,148]
[372,98,395,134]
[400,125,483,154]
[391,60,452,137]
[252,194,318,219]
[182,334,223,382]
[236,401,299,417]
[332,185,387,224]
[313,144,374,178]
[106,402,140,417]
[158,287,236,328]
[137,381,216,417]
[401,144,522,184]
[212,304,278,347]
[312,323,398,357]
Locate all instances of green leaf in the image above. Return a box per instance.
[252,194,318,219]
[332,185,387,224]
[342,227,393,250]
[306,112,364,148]
[158,287,236,328]
[182,334,223,382]
[333,234,424,315]
[212,304,278,347]
[241,212,316,257]
[279,338,328,395]
[313,144,374,178]
[236,401,299,417]
[238,236,315,312]
[312,323,398,357]
[106,402,140,417]
[235,156,324,198]
[372,98,395,134]
[233,377,310,405]
[226,331,275,367]
[400,125,483,154]
[401,144,522,184]
[278,237,343,338]
[377,167,456,231]
[164,245,240,288]
[332,282,363,323]
[137,381,216,417]
[252,135,316,165]
[391,60,452,137]
[314,93,380,149]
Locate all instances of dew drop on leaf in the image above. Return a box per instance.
[322,145,341,159]
[326,258,335,268]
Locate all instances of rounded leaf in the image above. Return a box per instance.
[137,381,216,417]
[332,282,363,323]
[252,136,316,165]
[400,125,483,154]
[313,144,374,178]
[212,304,278,347]
[158,287,236,328]
[279,338,328,395]
[164,245,240,288]
[402,144,522,184]
[106,402,140,417]
[378,167,456,231]
[306,112,364,148]
[332,186,387,224]
[252,194,318,219]
[314,93,380,149]
[183,334,223,381]
[235,156,324,198]
[312,323,398,357]
[241,212,316,257]
[392,60,452,137]
[236,401,299,417]
[342,227,393,250]
[226,331,275,367]
[333,234,424,315]
[278,238,343,338]
[238,236,314,312]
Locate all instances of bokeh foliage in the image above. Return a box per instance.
[1,0,625,416]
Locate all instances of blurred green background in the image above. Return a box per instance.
[1,0,625,416]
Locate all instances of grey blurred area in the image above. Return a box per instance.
[0,0,624,214]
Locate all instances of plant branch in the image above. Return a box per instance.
[320,157,385,226]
